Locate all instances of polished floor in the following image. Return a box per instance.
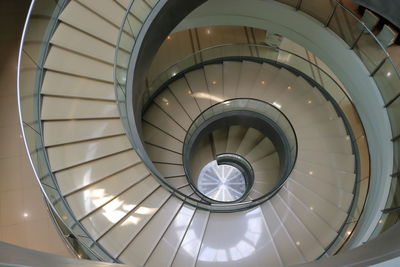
[0,0,70,256]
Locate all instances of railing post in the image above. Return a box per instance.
[385,92,400,108]
[296,0,302,10]
[325,2,339,27]
[382,206,400,214]
[350,30,364,49]
[370,57,387,77]
[391,134,400,142]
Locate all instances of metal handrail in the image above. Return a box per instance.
[17,0,119,262]
[181,98,298,206]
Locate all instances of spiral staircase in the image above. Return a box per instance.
[16,0,400,266]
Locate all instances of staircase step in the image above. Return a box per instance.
[55,150,139,195]
[261,201,306,266]
[245,137,275,163]
[44,46,113,82]
[43,119,124,146]
[77,0,126,27]
[172,210,209,267]
[51,22,120,64]
[226,125,247,153]
[295,118,347,138]
[42,96,118,120]
[279,187,338,248]
[271,194,325,261]
[185,69,212,111]
[223,61,241,99]
[143,105,187,141]
[145,144,182,165]
[47,135,131,171]
[291,170,353,211]
[252,152,280,173]
[298,136,353,154]
[168,80,202,121]
[250,63,281,99]
[197,208,282,267]
[294,160,356,193]
[99,186,170,258]
[212,128,228,155]
[236,128,264,156]
[154,163,185,177]
[236,61,262,98]
[59,0,124,46]
[41,71,114,100]
[285,180,347,231]
[203,64,224,103]
[298,150,354,173]
[142,122,183,153]
[260,68,298,103]
[145,205,196,267]
[66,164,150,219]
[154,89,192,130]
[82,177,161,241]
[118,197,182,265]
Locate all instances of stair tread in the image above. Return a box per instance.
[145,205,196,267]
[99,186,169,258]
[41,71,115,100]
[47,135,131,171]
[82,177,161,242]
[55,150,140,195]
[43,119,124,147]
[44,46,113,82]
[66,164,151,219]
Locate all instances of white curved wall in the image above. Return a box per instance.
[174,0,393,247]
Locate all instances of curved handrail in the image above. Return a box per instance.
[181,98,298,206]
[17,0,119,262]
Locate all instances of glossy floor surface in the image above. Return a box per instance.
[0,0,70,256]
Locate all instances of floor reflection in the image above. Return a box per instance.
[195,208,264,262]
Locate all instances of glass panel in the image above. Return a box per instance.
[328,4,363,47]
[127,14,142,38]
[119,30,136,54]
[319,71,345,103]
[394,140,400,175]
[339,98,363,138]
[131,0,152,22]
[257,46,278,61]
[372,59,400,104]
[19,52,40,132]
[357,136,370,182]
[387,97,400,138]
[24,0,61,64]
[201,46,223,61]
[300,0,336,25]
[53,201,76,229]
[353,32,388,73]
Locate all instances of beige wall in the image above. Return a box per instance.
[0,0,71,257]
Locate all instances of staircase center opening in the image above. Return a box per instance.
[197,160,247,202]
